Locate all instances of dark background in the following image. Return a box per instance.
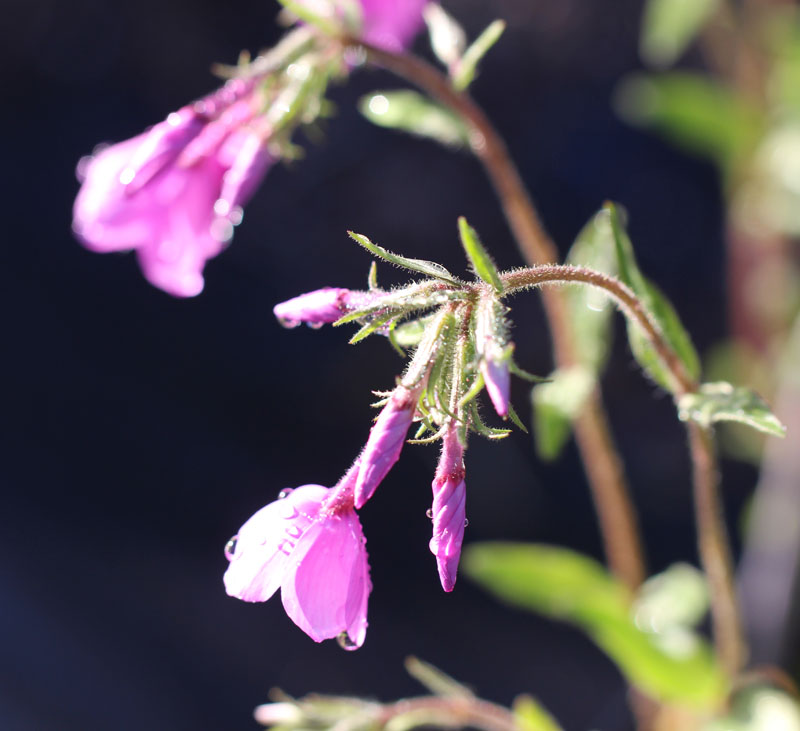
[1,1,758,729]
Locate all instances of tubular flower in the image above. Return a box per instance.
[429,424,467,592]
[273,287,377,328]
[223,481,371,649]
[73,80,271,297]
[355,381,424,508]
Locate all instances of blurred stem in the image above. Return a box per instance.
[377,696,518,731]
[355,38,647,593]
[503,263,746,674]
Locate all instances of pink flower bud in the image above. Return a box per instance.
[358,0,428,51]
[273,287,368,328]
[224,483,371,649]
[428,425,466,592]
[480,357,510,419]
[354,383,421,508]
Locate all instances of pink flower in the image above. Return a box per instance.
[428,424,467,592]
[273,287,374,328]
[358,0,428,51]
[355,382,422,508]
[223,483,371,648]
[73,82,271,297]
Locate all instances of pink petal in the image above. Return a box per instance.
[481,358,510,418]
[359,0,428,51]
[223,485,328,602]
[280,510,370,644]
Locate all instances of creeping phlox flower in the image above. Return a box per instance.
[73,0,428,296]
[73,80,272,297]
[224,466,370,649]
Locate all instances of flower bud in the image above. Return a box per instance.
[428,425,466,592]
[476,293,511,418]
[273,287,371,328]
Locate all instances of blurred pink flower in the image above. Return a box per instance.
[428,424,466,591]
[273,287,374,328]
[223,482,371,649]
[355,382,423,508]
[73,82,270,297]
[358,0,428,51]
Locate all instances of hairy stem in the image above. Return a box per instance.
[502,263,746,674]
[378,695,519,731]
[355,39,646,592]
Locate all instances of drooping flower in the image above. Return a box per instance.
[480,357,510,419]
[273,287,375,328]
[224,477,371,648]
[428,424,466,592]
[355,381,424,508]
[73,81,271,297]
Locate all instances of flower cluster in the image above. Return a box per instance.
[225,230,528,648]
[72,0,428,297]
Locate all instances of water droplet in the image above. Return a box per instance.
[286,524,302,539]
[463,518,469,527]
[426,508,433,519]
[277,539,295,556]
[278,488,294,499]
[224,536,238,560]
[307,322,324,330]
[337,632,359,651]
[277,318,301,329]
[119,167,135,185]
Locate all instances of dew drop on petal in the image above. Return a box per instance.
[464,518,469,527]
[224,536,238,560]
[277,318,301,329]
[306,322,324,330]
[336,632,359,651]
[278,488,294,499]
[425,508,433,519]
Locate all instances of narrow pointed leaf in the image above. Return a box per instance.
[423,3,466,69]
[359,90,470,148]
[452,20,506,91]
[405,657,474,699]
[507,402,529,434]
[606,203,700,392]
[348,232,461,285]
[678,382,787,437]
[458,216,503,292]
[348,311,396,344]
[462,543,728,707]
[640,0,720,68]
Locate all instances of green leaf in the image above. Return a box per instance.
[678,382,787,437]
[633,563,709,633]
[606,203,700,392]
[423,3,466,70]
[359,90,470,148]
[404,657,474,699]
[348,310,397,344]
[393,316,433,348]
[640,0,720,68]
[512,695,562,731]
[615,73,763,176]
[531,366,595,460]
[274,0,338,35]
[463,543,728,708]
[458,217,503,292]
[452,19,506,91]
[348,232,461,285]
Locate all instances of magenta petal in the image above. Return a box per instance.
[223,485,328,602]
[281,510,370,644]
[359,0,428,51]
[273,288,351,327]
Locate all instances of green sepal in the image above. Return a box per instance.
[367,261,379,290]
[387,322,406,357]
[404,657,474,699]
[457,371,485,409]
[348,231,462,285]
[512,695,562,731]
[274,0,338,35]
[508,360,549,384]
[606,202,700,392]
[393,316,433,348]
[531,366,595,461]
[457,216,503,292]
[452,20,506,91]
[639,0,720,68]
[348,310,396,344]
[358,90,471,148]
[469,401,511,439]
[462,543,728,708]
[678,382,787,437]
[506,402,528,434]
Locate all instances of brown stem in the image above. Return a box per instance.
[688,422,746,675]
[354,39,646,592]
[378,695,519,731]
